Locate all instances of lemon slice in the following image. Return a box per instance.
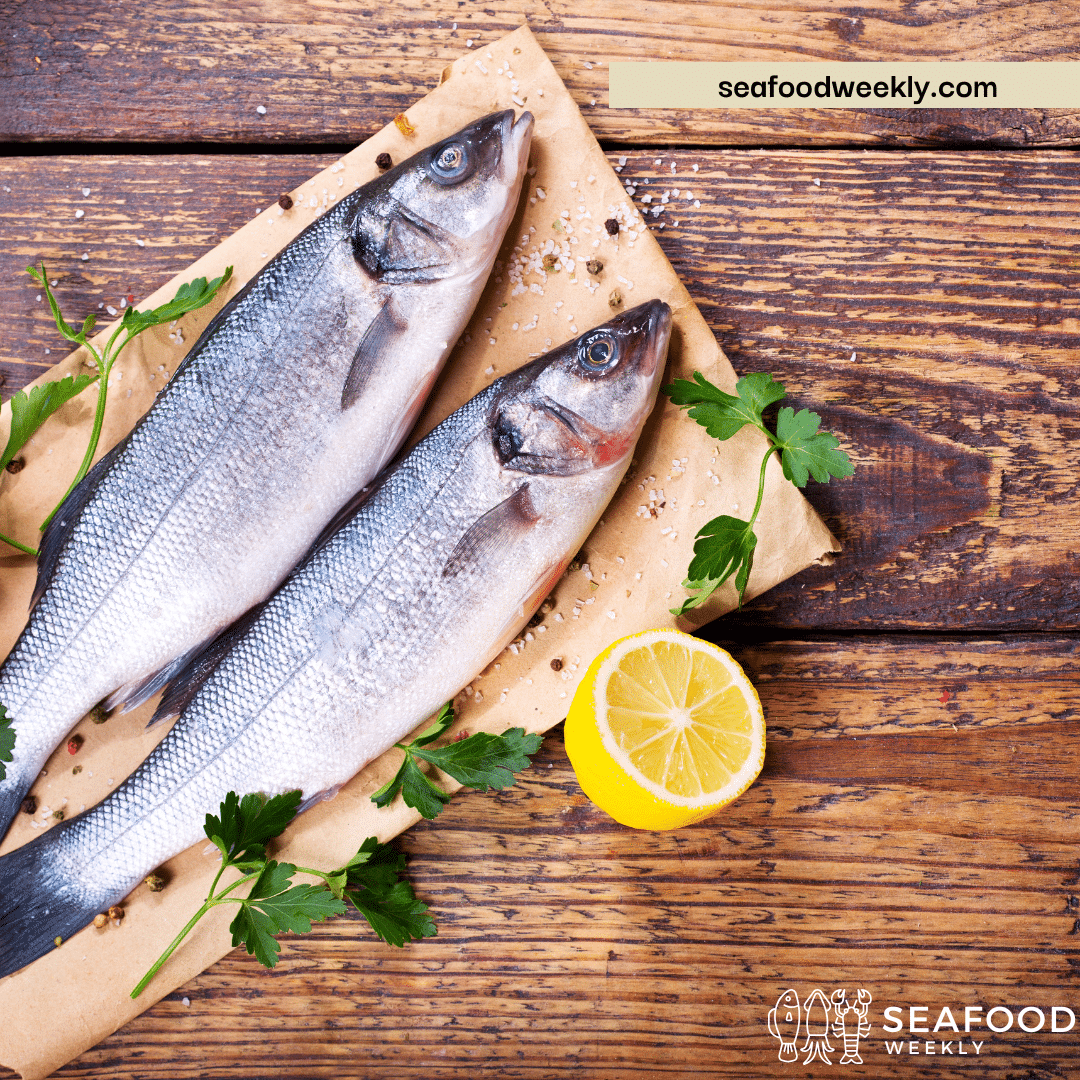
[564,629,765,830]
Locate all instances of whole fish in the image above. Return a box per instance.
[0,109,533,835]
[0,299,671,979]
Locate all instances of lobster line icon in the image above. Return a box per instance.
[768,987,872,1065]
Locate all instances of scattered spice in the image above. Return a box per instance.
[5,457,24,474]
[604,218,620,236]
[375,152,393,170]
[541,253,560,272]
[20,795,36,816]
[54,936,62,948]
[72,764,82,775]
[394,113,416,136]
[527,611,544,627]
[67,734,83,755]
[586,258,603,276]
[550,657,564,672]
[89,704,109,724]
[551,219,564,234]
[609,289,623,308]
[52,809,64,821]
[93,913,108,929]
[109,905,124,922]
[569,550,586,572]
[277,194,294,211]
[145,873,166,893]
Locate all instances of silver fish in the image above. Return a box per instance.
[0,299,671,979]
[0,109,534,834]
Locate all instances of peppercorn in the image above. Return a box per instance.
[67,734,83,755]
[609,289,623,308]
[278,194,294,210]
[89,704,109,724]
[145,873,166,893]
[375,152,393,170]
[93,913,108,929]
[550,658,564,672]
[72,764,82,775]
[109,905,124,922]
[586,258,603,276]
[604,217,620,236]
[52,809,64,821]
[5,458,24,474]
[20,795,36,816]
[542,253,560,272]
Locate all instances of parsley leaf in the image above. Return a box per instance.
[413,727,543,791]
[371,704,543,820]
[0,703,14,782]
[120,269,233,336]
[672,514,759,616]
[229,860,346,968]
[662,371,785,442]
[204,789,304,867]
[665,371,854,610]
[0,374,98,474]
[774,406,856,487]
[341,837,436,947]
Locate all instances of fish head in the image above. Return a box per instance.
[489,299,672,478]
[349,109,534,284]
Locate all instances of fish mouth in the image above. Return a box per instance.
[614,299,672,379]
[501,109,535,185]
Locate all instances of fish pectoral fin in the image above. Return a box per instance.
[341,296,408,410]
[442,484,539,580]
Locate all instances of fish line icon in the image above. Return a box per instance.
[768,989,801,1062]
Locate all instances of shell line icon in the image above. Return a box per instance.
[768,987,872,1066]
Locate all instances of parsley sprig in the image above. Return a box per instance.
[131,790,435,999]
[664,371,854,613]
[0,264,232,555]
[133,711,540,997]
[371,703,544,819]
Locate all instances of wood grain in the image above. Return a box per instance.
[4,0,1080,147]
[4,635,1076,1079]
[3,150,1079,630]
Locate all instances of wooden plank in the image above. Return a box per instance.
[3,151,1080,629]
[4,0,1080,147]
[8,635,1079,1079]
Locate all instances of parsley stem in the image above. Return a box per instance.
[130,867,258,999]
[130,898,214,999]
[0,529,38,557]
[748,444,776,532]
[40,342,112,532]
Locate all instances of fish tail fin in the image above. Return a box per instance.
[0,778,32,843]
[0,820,107,979]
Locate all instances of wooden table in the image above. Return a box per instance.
[3,3,1080,1076]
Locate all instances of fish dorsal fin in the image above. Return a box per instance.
[148,601,269,728]
[31,436,129,610]
[341,297,407,410]
[442,483,539,580]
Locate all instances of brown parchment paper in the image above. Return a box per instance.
[0,25,838,1079]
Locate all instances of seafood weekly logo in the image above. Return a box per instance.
[768,987,872,1065]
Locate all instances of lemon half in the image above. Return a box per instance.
[564,629,766,830]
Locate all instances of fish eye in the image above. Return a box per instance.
[428,141,470,183]
[582,335,617,370]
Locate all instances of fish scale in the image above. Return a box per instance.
[0,109,534,835]
[0,298,671,980]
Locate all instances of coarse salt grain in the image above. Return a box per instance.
[256,105,267,115]
[75,209,84,219]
